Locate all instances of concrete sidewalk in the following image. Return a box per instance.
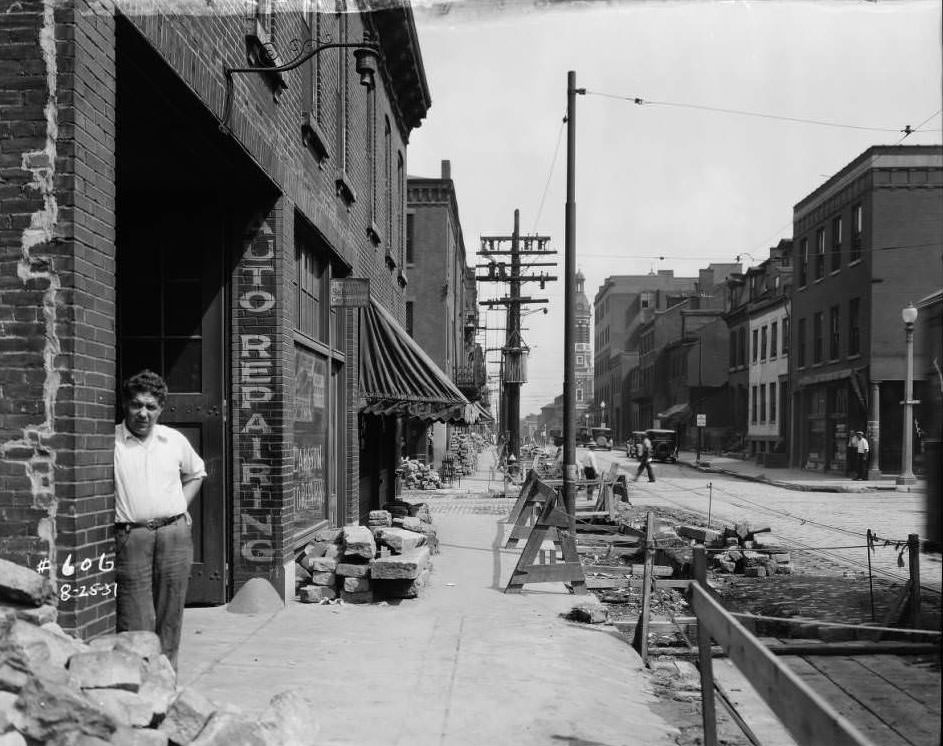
[676,452,925,494]
[176,460,677,745]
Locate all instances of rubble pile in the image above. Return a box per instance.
[0,559,317,746]
[445,432,485,477]
[395,458,442,490]
[296,504,437,605]
[677,521,793,577]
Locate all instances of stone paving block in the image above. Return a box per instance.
[189,709,271,746]
[258,689,321,746]
[323,544,343,560]
[298,585,337,603]
[394,516,423,532]
[335,562,370,578]
[743,566,767,577]
[372,527,426,554]
[158,687,217,745]
[373,568,430,600]
[370,546,430,580]
[84,688,156,727]
[566,600,609,624]
[307,571,337,587]
[367,510,392,527]
[8,619,85,670]
[313,528,343,544]
[0,559,56,607]
[295,564,312,586]
[307,557,338,573]
[111,725,169,745]
[10,676,117,744]
[114,631,162,661]
[342,526,376,561]
[340,590,374,604]
[2,604,57,627]
[138,654,176,717]
[775,563,794,574]
[68,649,143,692]
[342,577,370,594]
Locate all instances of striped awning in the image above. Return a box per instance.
[359,300,478,424]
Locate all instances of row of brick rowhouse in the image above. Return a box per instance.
[0,1,481,639]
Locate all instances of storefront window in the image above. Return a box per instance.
[293,347,328,535]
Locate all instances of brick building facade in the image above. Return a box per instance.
[789,145,942,474]
[0,0,445,638]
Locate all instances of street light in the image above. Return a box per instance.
[600,401,606,428]
[897,303,919,486]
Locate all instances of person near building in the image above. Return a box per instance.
[847,431,860,477]
[854,430,870,481]
[114,370,206,669]
[580,449,599,498]
[633,435,656,483]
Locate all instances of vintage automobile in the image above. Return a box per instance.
[646,428,679,463]
[625,431,647,459]
[590,426,613,450]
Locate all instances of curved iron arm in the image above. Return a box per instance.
[221,40,381,131]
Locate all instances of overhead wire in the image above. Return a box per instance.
[584,90,942,135]
[531,112,567,234]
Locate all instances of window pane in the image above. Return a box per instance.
[164,281,202,336]
[165,339,202,393]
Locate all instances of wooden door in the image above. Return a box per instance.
[117,207,227,604]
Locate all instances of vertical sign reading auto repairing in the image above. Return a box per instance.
[238,217,277,567]
[292,348,326,531]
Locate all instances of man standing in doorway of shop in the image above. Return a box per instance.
[114,370,206,669]
[854,429,870,481]
[847,431,860,478]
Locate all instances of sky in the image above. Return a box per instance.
[405,0,942,417]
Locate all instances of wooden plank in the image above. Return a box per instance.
[693,546,718,746]
[583,564,674,577]
[632,512,656,666]
[805,656,939,745]
[782,657,910,746]
[513,562,586,583]
[712,659,801,746]
[854,655,943,711]
[764,642,942,657]
[690,584,876,746]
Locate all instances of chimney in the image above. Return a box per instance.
[441,160,451,180]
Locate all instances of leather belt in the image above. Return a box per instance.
[116,513,185,531]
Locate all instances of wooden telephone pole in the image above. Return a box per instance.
[477,210,556,464]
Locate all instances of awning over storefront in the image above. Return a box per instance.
[472,401,494,423]
[656,402,691,422]
[360,300,478,424]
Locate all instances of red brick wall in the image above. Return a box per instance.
[0,0,117,638]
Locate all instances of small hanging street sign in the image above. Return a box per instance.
[696,413,707,427]
[330,278,370,307]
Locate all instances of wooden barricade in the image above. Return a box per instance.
[690,545,876,746]
[504,470,556,548]
[505,478,587,595]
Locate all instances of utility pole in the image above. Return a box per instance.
[478,214,556,469]
[563,70,584,533]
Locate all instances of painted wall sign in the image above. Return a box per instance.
[237,218,277,567]
[330,278,370,307]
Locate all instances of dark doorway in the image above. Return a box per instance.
[115,17,277,603]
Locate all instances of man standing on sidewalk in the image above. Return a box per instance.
[854,430,870,481]
[633,434,656,483]
[114,370,206,669]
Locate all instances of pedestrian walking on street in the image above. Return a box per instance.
[854,430,870,480]
[580,449,599,498]
[114,370,206,669]
[633,435,656,483]
[847,431,859,477]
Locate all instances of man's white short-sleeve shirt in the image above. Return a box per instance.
[114,423,207,523]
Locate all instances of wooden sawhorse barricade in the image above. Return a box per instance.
[504,472,586,594]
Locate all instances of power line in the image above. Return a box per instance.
[584,89,942,135]
[532,112,567,233]
[895,109,942,144]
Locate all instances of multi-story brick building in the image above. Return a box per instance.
[594,271,697,440]
[0,1,478,638]
[405,159,487,464]
[789,145,942,475]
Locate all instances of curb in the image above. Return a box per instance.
[675,459,901,494]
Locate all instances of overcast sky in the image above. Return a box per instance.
[406,0,942,417]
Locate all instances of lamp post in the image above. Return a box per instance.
[600,401,606,428]
[897,303,919,486]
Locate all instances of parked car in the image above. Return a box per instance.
[646,428,679,463]
[589,427,613,450]
[626,431,647,459]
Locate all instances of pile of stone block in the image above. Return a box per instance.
[296,506,437,605]
[676,522,793,577]
[0,558,317,745]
